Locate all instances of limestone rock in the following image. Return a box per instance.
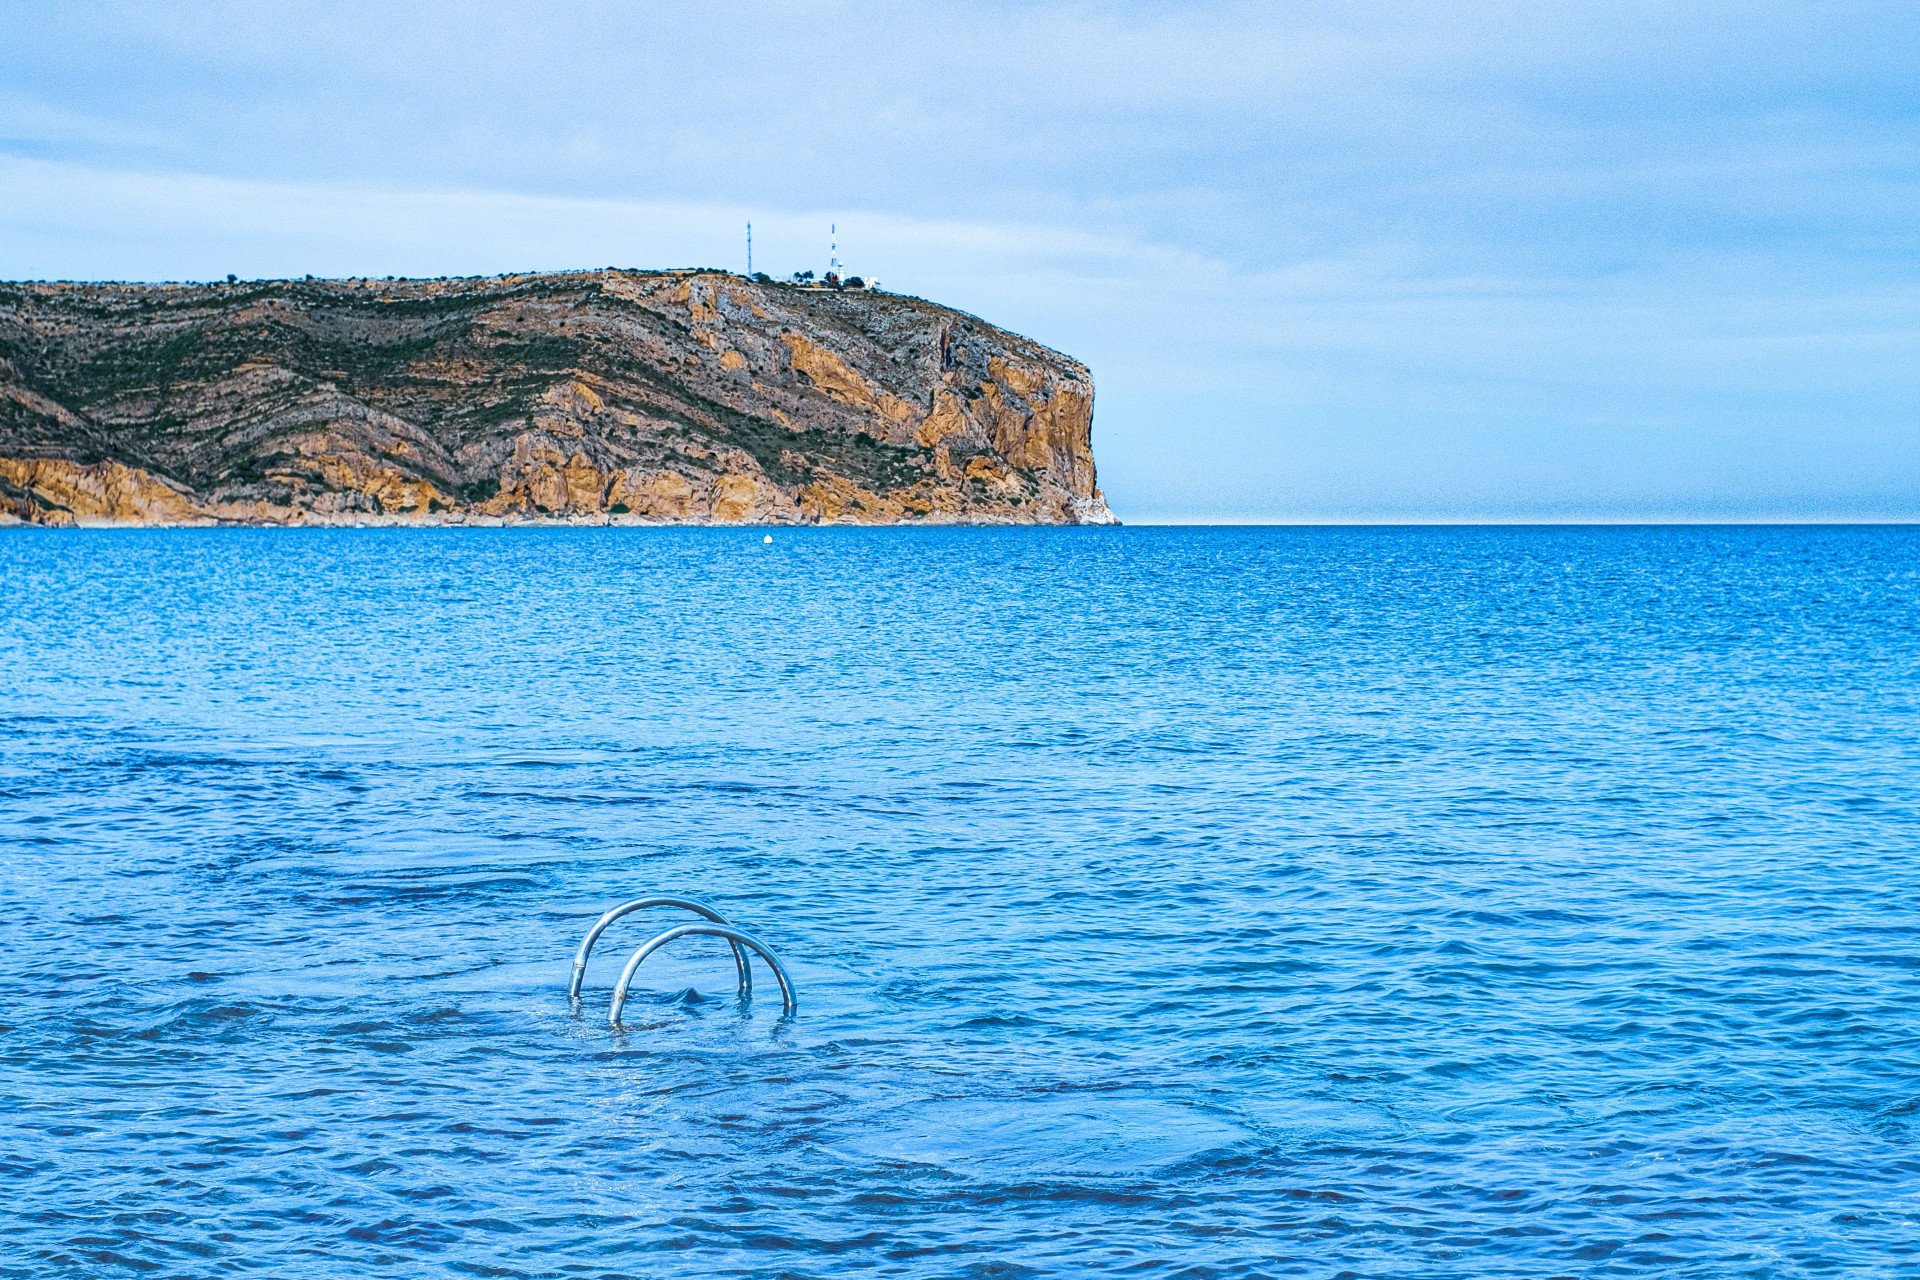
[0,271,1118,527]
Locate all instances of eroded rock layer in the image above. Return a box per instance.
[0,270,1116,527]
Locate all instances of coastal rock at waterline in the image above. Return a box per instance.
[0,270,1117,527]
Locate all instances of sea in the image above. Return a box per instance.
[2,525,1916,1278]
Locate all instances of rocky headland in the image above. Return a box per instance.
[0,270,1115,527]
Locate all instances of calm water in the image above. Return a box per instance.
[2,526,1917,1278]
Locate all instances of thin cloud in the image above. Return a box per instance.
[3,0,1917,520]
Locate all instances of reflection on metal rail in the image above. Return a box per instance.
[607,923,797,1024]
[568,895,749,1001]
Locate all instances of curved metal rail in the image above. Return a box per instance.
[569,895,748,1001]
[608,923,797,1024]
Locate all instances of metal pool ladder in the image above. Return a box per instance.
[569,894,797,1024]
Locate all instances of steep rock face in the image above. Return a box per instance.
[0,270,1117,527]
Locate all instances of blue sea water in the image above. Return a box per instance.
[2,525,1917,1278]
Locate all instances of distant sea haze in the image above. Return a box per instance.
[3,525,1916,1276]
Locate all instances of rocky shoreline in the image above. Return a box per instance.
[1,270,1117,528]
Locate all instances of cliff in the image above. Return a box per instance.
[0,270,1116,528]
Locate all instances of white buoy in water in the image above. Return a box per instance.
[764,534,773,544]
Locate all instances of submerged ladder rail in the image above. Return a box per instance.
[608,923,797,1024]
[569,895,749,1001]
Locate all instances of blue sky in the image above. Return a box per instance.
[3,0,1916,521]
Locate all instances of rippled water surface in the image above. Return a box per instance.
[3,526,1919,1278]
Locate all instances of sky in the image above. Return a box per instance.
[3,0,1917,522]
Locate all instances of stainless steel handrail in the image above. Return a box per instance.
[608,923,797,1024]
[569,895,749,1000]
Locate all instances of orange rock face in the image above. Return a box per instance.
[0,271,1117,527]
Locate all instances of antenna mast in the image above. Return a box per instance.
[747,222,752,276]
